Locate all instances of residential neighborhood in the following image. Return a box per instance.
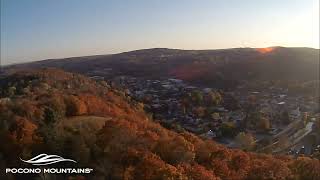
[87,72,320,157]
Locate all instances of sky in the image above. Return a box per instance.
[0,0,319,65]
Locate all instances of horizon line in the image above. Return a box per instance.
[2,45,319,67]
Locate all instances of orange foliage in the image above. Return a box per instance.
[178,163,220,180]
[65,95,88,116]
[1,69,319,180]
[9,117,38,145]
[290,157,320,180]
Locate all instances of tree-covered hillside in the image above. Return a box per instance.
[0,69,319,180]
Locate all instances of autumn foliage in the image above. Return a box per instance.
[0,69,319,180]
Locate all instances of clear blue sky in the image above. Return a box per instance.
[1,0,319,65]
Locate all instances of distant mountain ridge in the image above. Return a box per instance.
[4,47,319,89]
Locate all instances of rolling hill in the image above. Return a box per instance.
[5,47,319,90]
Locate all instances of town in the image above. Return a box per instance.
[88,72,320,157]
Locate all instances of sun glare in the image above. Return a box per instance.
[256,47,275,54]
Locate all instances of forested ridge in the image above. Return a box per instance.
[0,69,319,180]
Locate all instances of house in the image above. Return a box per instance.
[168,78,183,84]
[203,88,212,93]
[90,76,104,80]
[162,84,173,89]
[206,130,217,138]
[0,98,11,103]
[279,94,287,98]
[290,107,301,120]
[216,107,228,112]
[151,104,162,109]
[185,86,197,90]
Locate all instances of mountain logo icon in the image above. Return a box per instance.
[20,154,77,166]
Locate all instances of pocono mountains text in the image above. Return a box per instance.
[5,154,93,174]
[6,168,93,174]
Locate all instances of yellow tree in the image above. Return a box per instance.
[235,132,255,151]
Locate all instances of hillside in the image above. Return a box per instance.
[0,69,319,180]
[5,47,319,89]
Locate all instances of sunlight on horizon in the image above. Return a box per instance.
[256,47,275,54]
[0,0,319,65]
